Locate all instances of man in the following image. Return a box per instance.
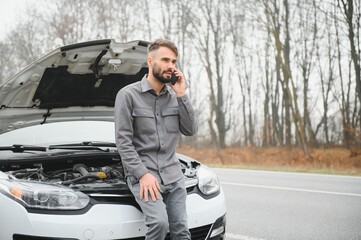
[114,39,198,240]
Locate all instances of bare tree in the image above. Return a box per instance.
[6,7,48,67]
[158,0,176,39]
[45,0,88,45]
[190,0,231,149]
[261,0,291,147]
[336,0,361,149]
[316,9,337,146]
[136,0,154,41]
[262,0,310,157]
[112,0,142,42]
[175,1,205,146]
[228,2,246,145]
[262,20,276,146]
[0,42,13,85]
[228,0,258,146]
[338,0,361,116]
[334,4,352,146]
[294,0,318,147]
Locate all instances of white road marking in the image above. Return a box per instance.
[213,168,361,180]
[226,233,266,240]
[221,181,361,197]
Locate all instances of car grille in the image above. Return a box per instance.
[90,195,141,211]
[166,224,211,240]
[13,234,77,240]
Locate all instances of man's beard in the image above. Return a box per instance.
[152,63,172,84]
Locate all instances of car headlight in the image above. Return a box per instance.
[0,180,90,210]
[197,165,220,195]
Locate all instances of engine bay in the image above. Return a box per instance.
[1,153,198,193]
[7,162,125,186]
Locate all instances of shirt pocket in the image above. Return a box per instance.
[132,108,156,134]
[162,107,179,133]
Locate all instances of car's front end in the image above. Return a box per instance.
[0,139,226,240]
[0,39,226,240]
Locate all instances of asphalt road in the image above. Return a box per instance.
[213,168,361,240]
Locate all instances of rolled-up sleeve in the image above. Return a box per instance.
[114,90,149,180]
[177,94,198,136]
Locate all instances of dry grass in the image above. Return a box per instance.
[177,146,361,175]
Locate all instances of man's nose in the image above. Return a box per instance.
[167,62,176,69]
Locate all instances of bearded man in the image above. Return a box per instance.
[114,38,198,240]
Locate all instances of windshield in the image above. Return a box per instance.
[0,121,115,146]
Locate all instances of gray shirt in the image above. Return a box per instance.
[114,76,198,185]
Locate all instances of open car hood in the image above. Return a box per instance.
[0,39,149,134]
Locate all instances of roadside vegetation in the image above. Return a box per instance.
[178,146,361,176]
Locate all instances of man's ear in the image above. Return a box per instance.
[147,56,152,68]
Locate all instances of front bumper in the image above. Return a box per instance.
[0,189,226,240]
[13,216,225,240]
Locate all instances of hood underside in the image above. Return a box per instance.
[0,39,149,134]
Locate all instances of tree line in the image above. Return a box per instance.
[0,0,360,157]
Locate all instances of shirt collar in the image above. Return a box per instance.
[140,75,152,93]
[140,75,172,95]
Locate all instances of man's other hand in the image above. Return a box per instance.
[139,173,161,202]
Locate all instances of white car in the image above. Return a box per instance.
[0,40,226,240]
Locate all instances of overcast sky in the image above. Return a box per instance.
[0,0,37,40]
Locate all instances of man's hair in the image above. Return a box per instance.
[148,39,178,57]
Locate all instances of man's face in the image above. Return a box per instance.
[148,47,177,84]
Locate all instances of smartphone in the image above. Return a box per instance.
[170,72,178,85]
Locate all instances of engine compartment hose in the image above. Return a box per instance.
[73,164,89,176]
[62,175,101,185]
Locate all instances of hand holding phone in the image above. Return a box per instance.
[169,69,186,97]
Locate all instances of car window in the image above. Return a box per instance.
[0,121,115,146]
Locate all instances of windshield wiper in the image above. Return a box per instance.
[48,141,116,152]
[0,144,47,153]
[0,142,117,153]
[50,141,116,147]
